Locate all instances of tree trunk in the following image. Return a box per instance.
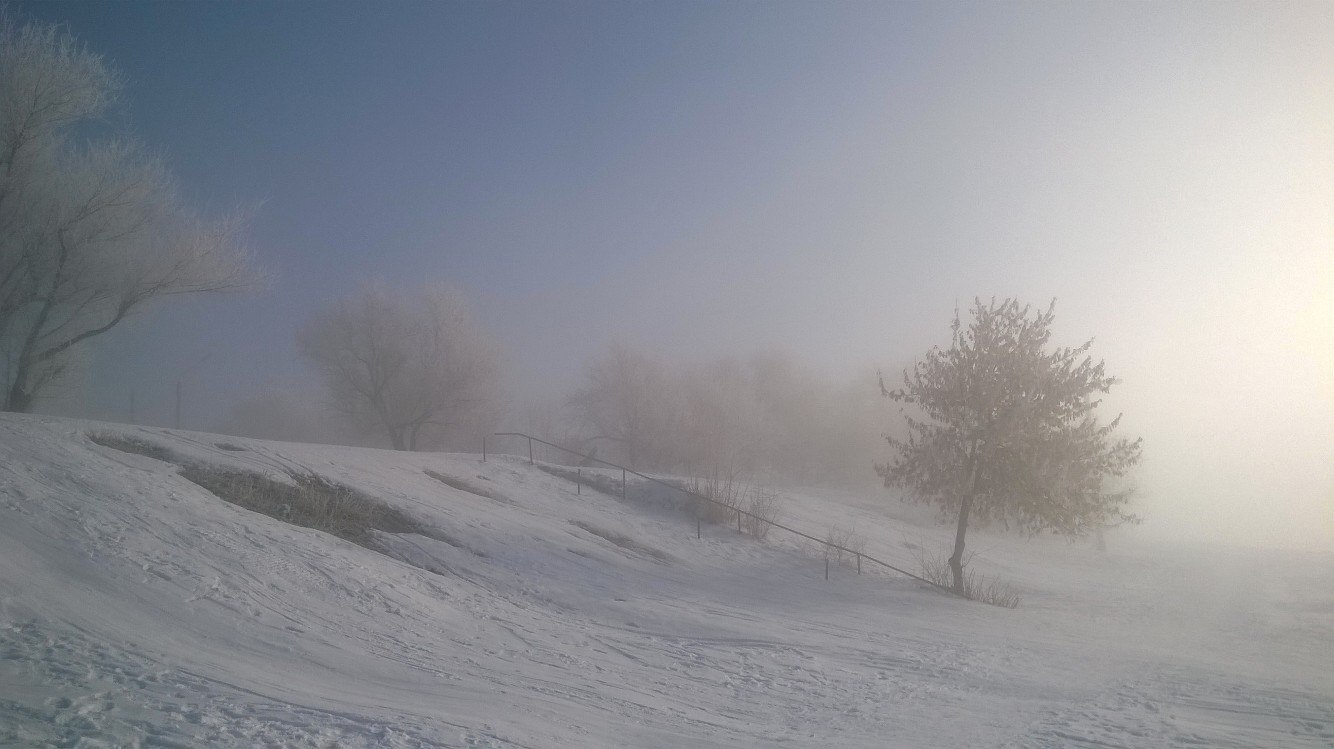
[4,375,33,413]
[948,492,972,594]
[387,426,406,451]
[949,443,984,595]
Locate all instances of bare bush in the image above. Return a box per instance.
[969,574,1023,609]
[912,546,1022,608]
[823,525,867,568]
[687,465,746,525]
[741,487,782,540]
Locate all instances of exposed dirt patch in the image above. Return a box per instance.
[179,467,422,547]
[87,433,180,463]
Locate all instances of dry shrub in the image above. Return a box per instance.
[969,574,1023,609]
[688,466,746,524]
[912,546,1022,608]
[741,487,782,540]
[823,525,867,568]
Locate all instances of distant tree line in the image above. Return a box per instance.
[558,343,895,487]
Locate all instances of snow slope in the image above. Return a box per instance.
[0,414,1330,747]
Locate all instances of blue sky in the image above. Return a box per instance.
[16,1,1333,549]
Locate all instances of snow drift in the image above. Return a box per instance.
[0,414,1329,747]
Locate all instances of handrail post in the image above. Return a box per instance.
[482,435,487,462]
[621,468,626,500]
[527,437,533,464]
[576,467,581,495]
[697,514,701,539]
[825,555,830,581]
[857,553,861,575]
[737,508,742,534]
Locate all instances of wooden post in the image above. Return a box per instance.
[482,435,487,462]
[697,515,701,539]
[527,437,533,464]
[621,468,626,500]
[576,467,581,495]
[737,508,742,534]
[857,553,861,575]
[825,555,830,581]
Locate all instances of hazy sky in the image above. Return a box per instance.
[19,1,1332,550]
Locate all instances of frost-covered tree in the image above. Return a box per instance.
[0,15,255,412]
[566,343,682,470]
[298,282,503,451]
[877,298,1142,593]
[563,345,894,482]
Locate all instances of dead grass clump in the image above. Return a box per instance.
[968,574,1023,609]
[88,432,179,463]
[214,442,247,451]
[913,547,1022,608]
[179,467,422,547]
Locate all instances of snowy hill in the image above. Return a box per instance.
[1,414,1330,747]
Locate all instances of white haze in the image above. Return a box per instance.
[461,3,1334,552]
[30,2,1334,553]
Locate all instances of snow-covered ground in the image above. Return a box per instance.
[0,414,1329,748]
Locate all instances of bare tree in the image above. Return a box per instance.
[567,343,683,471]
[564,344,897,484]
[678,357,763,483]
[297,282,503,451]
[877,298,1142,594]
[0,15,255,412]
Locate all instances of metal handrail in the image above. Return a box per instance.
[486,432,966,599]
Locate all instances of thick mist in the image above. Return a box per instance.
[21,1,1333,552]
